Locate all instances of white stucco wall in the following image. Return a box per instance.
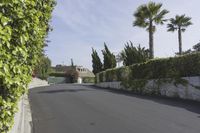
[77,77,82,84]
[96,76,200,102]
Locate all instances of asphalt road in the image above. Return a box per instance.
[29,84,200,133]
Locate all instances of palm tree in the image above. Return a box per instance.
[133,2,169,58]
[167,15,192,55]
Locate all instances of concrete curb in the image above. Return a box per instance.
[9,78,49,133]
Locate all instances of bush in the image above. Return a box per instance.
[34,56,51,80]
[0,1,55,132]
[120,42,150,66]
[82,77,95,83]
[96,53,200,83]
[49,72,67,77]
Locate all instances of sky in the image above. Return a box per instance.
[46,0,200,70]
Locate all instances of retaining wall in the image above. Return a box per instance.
[96,76,200,102]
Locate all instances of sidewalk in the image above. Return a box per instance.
[9,78,49,133]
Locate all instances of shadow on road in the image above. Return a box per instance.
[32,84,200,116]
[88,85,200,115]
[38,88,90,94]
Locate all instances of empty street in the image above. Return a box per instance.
[29,84,200,133]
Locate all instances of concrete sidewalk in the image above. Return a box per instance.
[9,78,49,133]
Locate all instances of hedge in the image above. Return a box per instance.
[49,72,67,77]
[0,1,55,132]
[96,52,200,83]
[34,56,51,80]
[82,77,95,83]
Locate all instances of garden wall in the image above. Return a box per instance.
[95,53,200,102]
[96,76,200,101]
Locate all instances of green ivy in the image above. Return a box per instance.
[96,53,200,95]
[49,72,67,77]
[0,0,55,132]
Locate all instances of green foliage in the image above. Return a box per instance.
[167,15,192,32]
[91,48,103,74]
[97,66,130,83]
[133,1,169,58]
[82,77,95,83]
[129,53,200,79]
[175,49,192,55]
[167,14,192,54]
[66,69,78,83]
[176,42,200,56]
[193,42,200,52]
[96,53,200,93]
[133,2,169,30]
[129,79,148,93]
[49,72,66,77]
[102,43,116,70]
[120,41,150,66]
[0,0,55,132]
[34,56,51,80]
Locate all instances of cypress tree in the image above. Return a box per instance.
[102,43,116,70]
[91,48,103,74]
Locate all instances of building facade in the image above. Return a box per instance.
[51,65,95,84]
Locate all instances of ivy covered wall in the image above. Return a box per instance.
[96,53,200,93]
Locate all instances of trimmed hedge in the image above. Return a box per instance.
[96,52,200,83]
[0,1,55,132]
[83,77,95,83]
[49,72,67,77]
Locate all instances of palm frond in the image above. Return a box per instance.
[154,9,169,24]
[147,2,162,17]
[133,2,168,32]
[167,23,177,32]
[181,28,186,32]
[167,14,192,32]
[182,20,192,27]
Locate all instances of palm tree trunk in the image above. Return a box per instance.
[178,28,182,55]
[149,21,154,58]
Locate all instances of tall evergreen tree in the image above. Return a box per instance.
[133,2,169,58]
[91,48,103,74]
[102,43,116,70]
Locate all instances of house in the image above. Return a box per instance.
[75,66,95,84]
[51,65,95,84]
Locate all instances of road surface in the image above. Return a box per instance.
[29,84,200,133]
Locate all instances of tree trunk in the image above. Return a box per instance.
[178,28,182,55]
[149,21,154,59]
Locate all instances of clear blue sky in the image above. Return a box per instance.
[46,0,200,70]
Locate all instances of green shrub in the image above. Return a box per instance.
[120,42,150,66]
[129,53,200,79]
[82,77,95,83]
[49,72,67,77]
[34,56,51,80]
[96,53,200,89]
[0,1,55,132]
